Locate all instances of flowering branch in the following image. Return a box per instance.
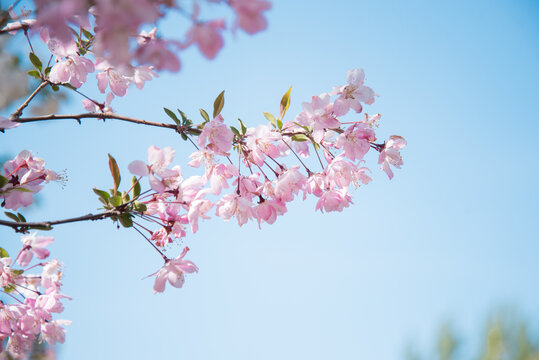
[0,209,122,233]
[13,112,178,130]
[10,81,49,119]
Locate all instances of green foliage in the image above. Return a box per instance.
[406,311,539,360]
[213,90,225,118]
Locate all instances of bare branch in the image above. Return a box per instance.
[0,210,121,233]
[13,112,178,130]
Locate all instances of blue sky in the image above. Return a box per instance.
[1,0,539,359]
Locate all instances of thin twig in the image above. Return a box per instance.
[0,210,121,232]
[10,81,48,119]
[13,112,178,129]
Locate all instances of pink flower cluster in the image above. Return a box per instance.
[0,151,60,211]
[0,234,70,358]
[2,0,271,114]
[126,68,405,292]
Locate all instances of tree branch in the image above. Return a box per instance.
[0,209,121,233]
[13,112,178,130]
[10,81,49,119]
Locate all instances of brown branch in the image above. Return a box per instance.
[13,113,178,130]
[0,210,121,233]
[10,81,48,119]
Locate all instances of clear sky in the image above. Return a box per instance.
[1,0,539,359]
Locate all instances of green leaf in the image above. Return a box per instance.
[81,28,93,40]
[44,66,51,76]
[279,86,292,120]
[180,133,188,141]
[178,109,190,125]
[264,112,277,128]
[62,83,76,90]
[119,213,133,228]
[0,175,7,188]
[134,202,147,213]
[238,119,247,135]
[164,107,180,126]
[277,119,283,130]
[230,126,240,137]
[29,53,42,71]
[199,108,210,123]
[108,154,121,194]
[291,134,309,142]
[4,212,19,222]
[16,213,26,222]
[110,195,122,207]
[186,128,202,136]
[93,188,110,200]
[213,90,225,118]
[131,176,141,199]
[311,140,320,150]
[3,284,15,293]
[27,70,40,79]
[11,269,23,276]
[0,247,9,258]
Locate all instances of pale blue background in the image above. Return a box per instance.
[1,0,538,359]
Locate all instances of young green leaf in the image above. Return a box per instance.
[230,126,241,137]
[199,108,210,123]
[119,213,133,228]
[164,107,180,125]
[93,188,110,200]
[27,70,40,79]
[16,213,26,222]
[131,176,141,198]
[238,119,247,135]
[81,28,93,40]
[110,195,123,207]
[279,86,292,120]
[0,247,9,258]
[213,90,225,118]
[263,112,277,128]
[291,134,309,142]
[29,53,42,71]
[108,154,121,194]
[4,212,19,222]
[0,175,7,188]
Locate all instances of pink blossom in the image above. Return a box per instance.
[245,124,282,166]
[135,28,181,72]
[41,319,71,346]
[378,135,407,179]
[252,199,286,227]
[83,92,115,113]
[315,188,353,213]
[0,116,20,131]
[295,94,339,143]
[188,199,213,233]
[325,156,357,189]
[231,0,271,34]
[150,247,198,293]
[17,233,54,267]
[186,20,226,60]
[334,123,375,161]
[209,164,237,195]
[49,55,95,88]
[273,167,307,202]
[198,114,234,154]
[333,68,376,116]
[95,59,132,97]
[215,193,253,226]
[1,151,58,210]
